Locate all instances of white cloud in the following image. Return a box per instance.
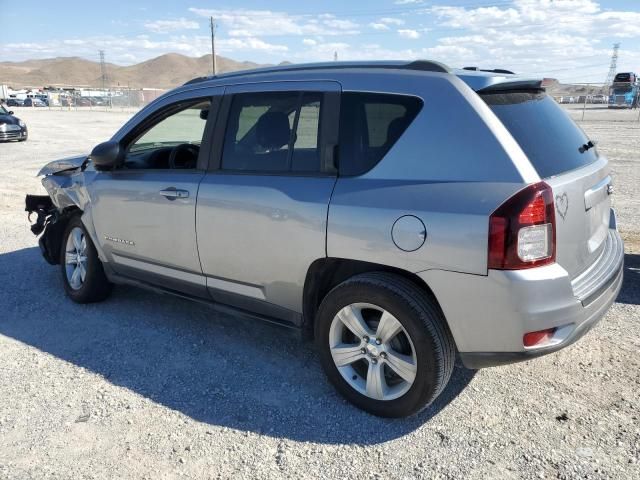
[380,17,405,26]
[369,23,390,31]
[189,8,360,37]
[302,38,317,46]
[144,18,199,34]
[421,0,640,81]
[0,33,286,65]
[394,0,423,4]
[219,37,288,53]
[398,29,421,39]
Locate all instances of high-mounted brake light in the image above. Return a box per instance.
[488,182,556,270]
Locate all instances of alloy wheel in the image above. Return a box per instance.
[328,303,418,401]
[65,227,88,290]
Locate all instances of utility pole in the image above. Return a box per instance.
[333,51,338,62]
[210,17,217,76]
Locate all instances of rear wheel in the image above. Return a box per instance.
[315,273,455,417]
[60,216,113,303]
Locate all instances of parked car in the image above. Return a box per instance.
[23,98,47,107]
[6,98,25,107]
[75,97,92,107]
[26,61,623,417]
[90,97,107,106]
[592,94,608,104]
[0,103,28,141]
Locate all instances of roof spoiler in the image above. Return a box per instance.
[464,67,516,75]
[477,79,545,93]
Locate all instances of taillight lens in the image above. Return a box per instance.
[488,182,556,270]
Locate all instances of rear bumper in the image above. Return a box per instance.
[418,217,624,369]
[459,264,622,368]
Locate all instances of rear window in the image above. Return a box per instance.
[338,92,422,176]
[482,90,598,178]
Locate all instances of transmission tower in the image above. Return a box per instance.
[98,50,108,91]
[604,43,620,86]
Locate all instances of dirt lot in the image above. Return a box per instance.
[0,108,638,480]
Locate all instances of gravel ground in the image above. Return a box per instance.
[0,108,638,480]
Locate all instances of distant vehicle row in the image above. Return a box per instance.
[4,96,111,107]
[556,94,610,105]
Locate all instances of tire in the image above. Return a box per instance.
[315,272,455,417]
[59,215,113,303]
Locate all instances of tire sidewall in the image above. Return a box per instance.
[59,216,107,303]
[316,279,443,417]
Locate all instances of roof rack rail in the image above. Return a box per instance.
[183,60,450,86]
[463,66,516,75]
[183,76,210,86]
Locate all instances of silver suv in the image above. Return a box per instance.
[27,61,624,417]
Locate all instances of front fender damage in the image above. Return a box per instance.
[26,160,93,265]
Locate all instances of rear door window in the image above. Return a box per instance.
[481,90,598,178]
[221,92,323,174]
[338,93,423,176]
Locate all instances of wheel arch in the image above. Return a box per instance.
[39,206,82,265]
[302,257,445,339]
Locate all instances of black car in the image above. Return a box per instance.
[6,98,25,107]
[0,104,28,141]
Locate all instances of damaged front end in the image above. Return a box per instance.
[26,155,91,265]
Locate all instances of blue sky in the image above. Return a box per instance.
[1,0,639,82]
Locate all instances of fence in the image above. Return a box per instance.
[3,86,167,112]
[547,82,640,123]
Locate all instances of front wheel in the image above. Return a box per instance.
[315,273,455,417]
[60,215,113,303]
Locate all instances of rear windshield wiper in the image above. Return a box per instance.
[579,140,596,154]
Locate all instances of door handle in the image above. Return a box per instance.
[159,188,189,199]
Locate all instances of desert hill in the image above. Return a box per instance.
[0,53,267,89]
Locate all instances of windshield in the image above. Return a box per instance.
[613,86,632,94]
[482,90,598,178]
[0,105,8,115]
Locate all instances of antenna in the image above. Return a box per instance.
[604,43,620,86]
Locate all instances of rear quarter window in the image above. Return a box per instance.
[338,92,422,176]
[482,90,598,178]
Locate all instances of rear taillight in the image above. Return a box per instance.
[488,182,556,270]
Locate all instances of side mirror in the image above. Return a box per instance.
[8,111,14,115]
[90,141,122,171]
